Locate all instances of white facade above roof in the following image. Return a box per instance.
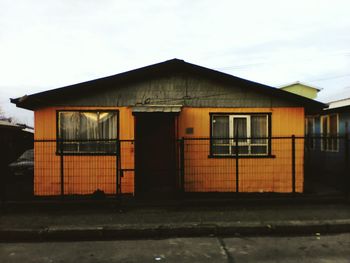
[328,97,350,109]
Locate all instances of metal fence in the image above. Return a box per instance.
[33,139,124,197]
[2,136,349,201]
[304,136,350,194]
[180,136,349,195]
[179,137,302,193]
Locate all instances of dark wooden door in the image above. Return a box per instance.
[135,113,177,196]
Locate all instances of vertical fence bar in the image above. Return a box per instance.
[116,139,121,196]
[0,135,7,201]
[235,138,239,193]
[345,133,349,195]
[59,140,64,197]
[291,135,296,194]
[180,137,185,193]
[0,157,6,202]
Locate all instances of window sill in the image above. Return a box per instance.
[208,154,276,159]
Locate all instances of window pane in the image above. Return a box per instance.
[213,116,229,142]
[99,112,118,139]
[212,145,230,155]
[251,146,267,154]
[329,115,338,151]
[210,113,269,156]
[306,117,315,149]
[233,118,247,142]
[61,142,78,152]
[58,111,118,154]
[59,112,80,140]
[306,117,314,135]
[79,141,99,152]
[321,116,327,150]
[232,146,249,154]
[329,115,338,136]
[212,116,229,155]
[102,141,118,153]
[322,117,328,135]
[80,112,99,140]
[251,115,267,144]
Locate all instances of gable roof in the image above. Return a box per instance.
[11,59,326,111]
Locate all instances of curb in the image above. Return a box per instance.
[1,193,348,211]
[1,220,350,242]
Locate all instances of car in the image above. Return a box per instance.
[9,149,34,176]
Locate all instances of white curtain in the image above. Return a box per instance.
[213,116,229,142]
[80,113,99,140]
[99,112,118,139]
[59,111,117,140]
[251,115,267,144]
[233,118,247,142]
[212,116,229,154]
[59,112,80,140]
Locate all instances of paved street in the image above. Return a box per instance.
[0,234,349,263]
[2,203,350,229]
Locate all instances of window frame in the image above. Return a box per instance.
[320,113,339,152]
[209,112,272,158]
[56,109,120,156]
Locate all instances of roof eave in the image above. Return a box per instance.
[10,59,328,111]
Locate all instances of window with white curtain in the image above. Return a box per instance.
[211,114,269,156]
[58,111,118,154]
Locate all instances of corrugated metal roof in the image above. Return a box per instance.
[0,120,18,128]
[10,59,326,111]
[0,120,34,132]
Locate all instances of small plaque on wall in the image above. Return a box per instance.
[185,127,194,134]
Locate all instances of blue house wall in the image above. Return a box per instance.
[305,107,350,193]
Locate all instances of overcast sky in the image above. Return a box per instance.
[1,0,350,126]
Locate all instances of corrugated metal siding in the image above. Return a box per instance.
[34,106,304,195]
[177,107,304,193]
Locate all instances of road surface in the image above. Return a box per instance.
[0,234,349,262]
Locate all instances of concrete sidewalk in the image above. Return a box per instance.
[1,201,350,242]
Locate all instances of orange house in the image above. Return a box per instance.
[11,59,325,197]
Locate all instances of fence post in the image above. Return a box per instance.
[59,140,64,197]
[116,139,121,195]
[0,160,7,203]
[180,137,185,193]
[345,133,349,195]
[235,137,239,193]
[291,135,296,194]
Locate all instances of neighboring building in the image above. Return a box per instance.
[0,118,34,200]
[11,59,325,197]
[0,118,34,164]
[280,82,321,100]
[305,98,350,192]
